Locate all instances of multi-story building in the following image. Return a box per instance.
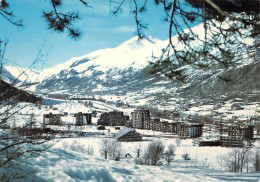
[160,121,169,132]
[149,118,160,131]
[74,112,92,126]
[228,125,254,140]
[176,122,203,138]
[168,123,177,133]
[43,112,62,125]
[97,111,129,126]
[131,108,150,129]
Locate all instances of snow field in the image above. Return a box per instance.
[1,99,260,181]
[21,137,260,182]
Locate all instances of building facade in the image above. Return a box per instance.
[43,113,62,125]
[97,111,129,126]
[228,125,254,140]
[175,122,203,138]
[74,112,92,126]
[131,108,150,129]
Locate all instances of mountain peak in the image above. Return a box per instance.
[117,36,161,50]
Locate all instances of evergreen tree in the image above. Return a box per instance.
[0,0,88,39]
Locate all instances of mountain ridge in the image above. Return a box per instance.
[2,25,259,102]
[3,35,167,94]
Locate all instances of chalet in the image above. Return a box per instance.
[43,112,62,125]
[74,112,92,126]
[231,103,243,110]
[250,115,260,122]
[211,110,220,116]
[97,111,129,126]
[122,103,131,108]
[115,128,142,141]
[187,102,196,108]
[131,108,150,129]
[193,101,203,107]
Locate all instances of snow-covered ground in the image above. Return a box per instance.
[1,98,260,181]
[20,135,260,182]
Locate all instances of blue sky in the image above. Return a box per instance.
[0,0,192,69]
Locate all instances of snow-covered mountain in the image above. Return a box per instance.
[3,23,259,101]
[4,66,40,84]
[3,36,173,97]
[38,36,163,80]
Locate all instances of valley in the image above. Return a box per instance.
[1,26,259,182]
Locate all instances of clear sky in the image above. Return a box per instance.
[0,0,192,69]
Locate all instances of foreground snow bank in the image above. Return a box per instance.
[21,147,260,182]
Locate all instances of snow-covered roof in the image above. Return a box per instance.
[43,111,61,115]
[115,127,133,139]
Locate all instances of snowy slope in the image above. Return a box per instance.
[4,66,40,84]
[22,145,260,182]
[23,36,171,95]
[36,36,163,81]
[2,66,18,84]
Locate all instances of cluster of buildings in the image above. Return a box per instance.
[219,124,254,147]
[96,108,204,138]
[227,125,254,139]
[130,108,203,138]
[200,123,255,147]
[41,107,201,139]
[43,112,92,126]
[42,105,256,146]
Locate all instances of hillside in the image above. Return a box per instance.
[180,62,260,100]
[0,80,41,103]
[22,145,260,182]
[4,36,171,98]
[2,26,259,102]
[177,36,260,101]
